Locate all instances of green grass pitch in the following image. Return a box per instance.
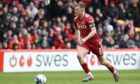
[0,70,140,84]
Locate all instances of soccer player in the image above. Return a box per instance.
[73,2,119,82]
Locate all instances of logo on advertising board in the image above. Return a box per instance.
[9,55,33,68]
[90,55,95,65]
[27,56,32,67]
[35,54,68,67]
[89,54,101,66]
[8,53,70,69]
[106,53,137,66]
[10,55,17,67]
[4,52,80,72]
[19,55,24,67]
[3,50,140,72]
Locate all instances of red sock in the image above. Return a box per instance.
[107,65,115,73]
[81,63,90,73]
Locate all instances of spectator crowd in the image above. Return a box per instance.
[0,0,140,49]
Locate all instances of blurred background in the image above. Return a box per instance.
[0,0,140,49]
[0,0,140,84]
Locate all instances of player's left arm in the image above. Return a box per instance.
[81,23,96,43]
[81,16,96,43]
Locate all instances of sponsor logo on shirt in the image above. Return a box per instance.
[77,25,87,29]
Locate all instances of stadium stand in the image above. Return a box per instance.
[0,0,140,49]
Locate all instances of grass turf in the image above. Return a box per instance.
[0,70,140,84]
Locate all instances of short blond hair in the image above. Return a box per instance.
[75,2,85,8]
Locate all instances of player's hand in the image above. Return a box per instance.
[77,38,87,46]
[81,38,86,43]
[78,41,83,46]
[79,38,87,45]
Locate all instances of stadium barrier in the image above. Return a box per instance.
[0,49,140,72]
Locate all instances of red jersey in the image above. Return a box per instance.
[74,13,100,43]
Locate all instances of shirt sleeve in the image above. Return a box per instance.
[87,16,96,29]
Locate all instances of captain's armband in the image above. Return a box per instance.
[89,23,96,29]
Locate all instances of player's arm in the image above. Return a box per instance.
[81,22,96,43]
[74,21,82,45]
[73,19,82,45]
[75,29,82,45]
[81,22,96,44]
[75,29,81,41]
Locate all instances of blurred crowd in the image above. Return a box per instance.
[0,0,140,49]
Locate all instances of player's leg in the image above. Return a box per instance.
[90,43,119,82]
[77,46,94,82]
[97,56,119,82]
[97,56,115,73]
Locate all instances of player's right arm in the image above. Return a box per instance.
[74,18,82,45]
[74,19,81,45]
[75,29,81,44]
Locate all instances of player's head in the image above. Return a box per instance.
[74,2,86,17]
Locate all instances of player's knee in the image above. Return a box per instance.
[98,57,107,65]
[99,60,106,65]
[77,53,83,59]
[77,54,81,58]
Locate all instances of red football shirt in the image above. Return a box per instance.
[74,13,100,43]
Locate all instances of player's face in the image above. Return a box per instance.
[75,6,83,17]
